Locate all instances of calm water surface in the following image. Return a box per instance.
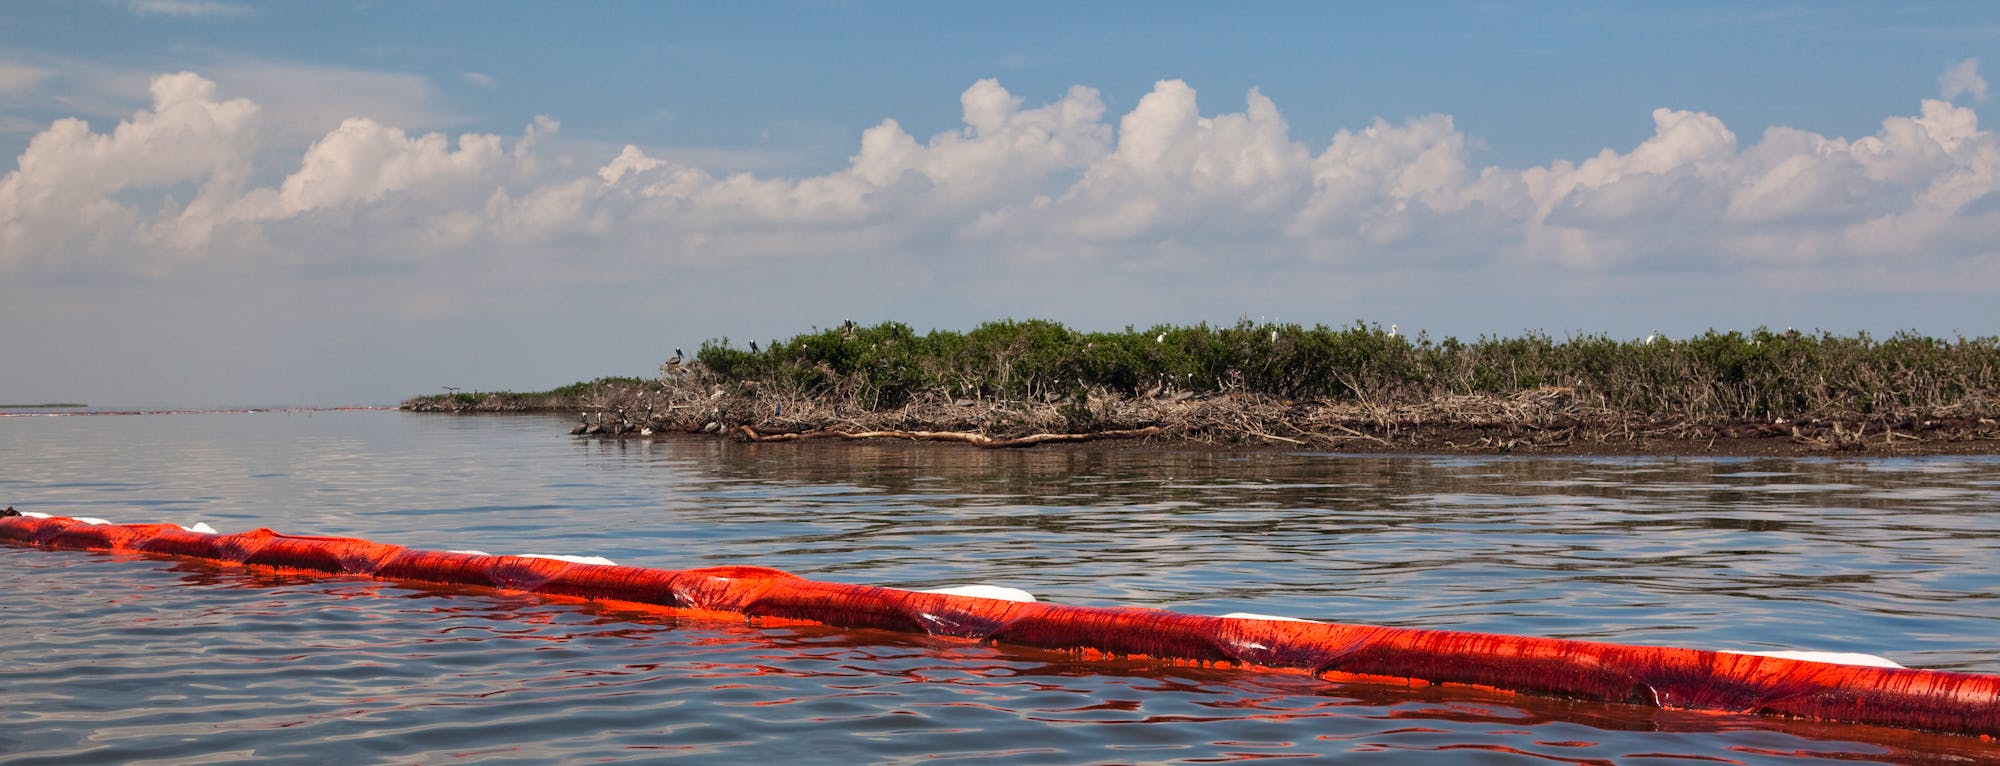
[2,410,1997,764]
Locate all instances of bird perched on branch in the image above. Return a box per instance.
[749,340,760,353]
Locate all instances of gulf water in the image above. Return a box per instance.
[3,410,1996,763]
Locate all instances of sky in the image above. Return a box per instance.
[2,1,1997,407]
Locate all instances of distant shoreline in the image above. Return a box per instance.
[0,406,392,417]
[399,321,2000,457]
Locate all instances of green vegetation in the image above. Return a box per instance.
[693,320,1999,423]
[400,377,647,412]
[403,320,2000,453]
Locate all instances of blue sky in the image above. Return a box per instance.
[2,1,1996,406]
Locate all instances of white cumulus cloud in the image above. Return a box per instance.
[3,71,1997,294]
[240,118,510,218]
[484,78,1111,257]
[1941,57,1988,102]
[0,72,260,273]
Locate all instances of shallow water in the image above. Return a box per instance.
[3,410,1997,764]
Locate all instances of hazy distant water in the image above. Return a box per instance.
[3,410,1997,764]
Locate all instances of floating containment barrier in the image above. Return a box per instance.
[3,511,1996,739]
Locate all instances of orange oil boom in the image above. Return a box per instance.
[4,512,1996,738]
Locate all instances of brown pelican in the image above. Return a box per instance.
[659,348,688,379]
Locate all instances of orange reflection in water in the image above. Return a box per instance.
[29,551,1989,764]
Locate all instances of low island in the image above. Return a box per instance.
[401,320,2000,456]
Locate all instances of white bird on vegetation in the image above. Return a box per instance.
[1388,324,1399,338]
[1645,331,1660,345]
[1156,333,1166,343]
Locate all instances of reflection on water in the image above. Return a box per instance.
[3,411,1998,763]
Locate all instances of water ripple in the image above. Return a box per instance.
[3,412,1998,763]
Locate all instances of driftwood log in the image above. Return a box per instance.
[737,424,1162,449]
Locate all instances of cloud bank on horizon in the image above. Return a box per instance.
[6,60,1996,293]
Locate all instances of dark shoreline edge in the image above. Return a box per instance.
[403,382,2000,458]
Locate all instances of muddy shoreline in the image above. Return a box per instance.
[703,422,2000,458]
[405,384,2000,457]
